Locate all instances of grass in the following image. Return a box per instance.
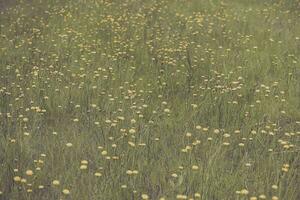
[0,0,299,199]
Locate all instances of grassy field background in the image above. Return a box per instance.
[0,0,300,199]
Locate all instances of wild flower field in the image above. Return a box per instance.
[0,0,299,199]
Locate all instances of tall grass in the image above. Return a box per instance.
[0,0,299,199]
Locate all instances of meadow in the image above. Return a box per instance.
[0,0,299,199]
